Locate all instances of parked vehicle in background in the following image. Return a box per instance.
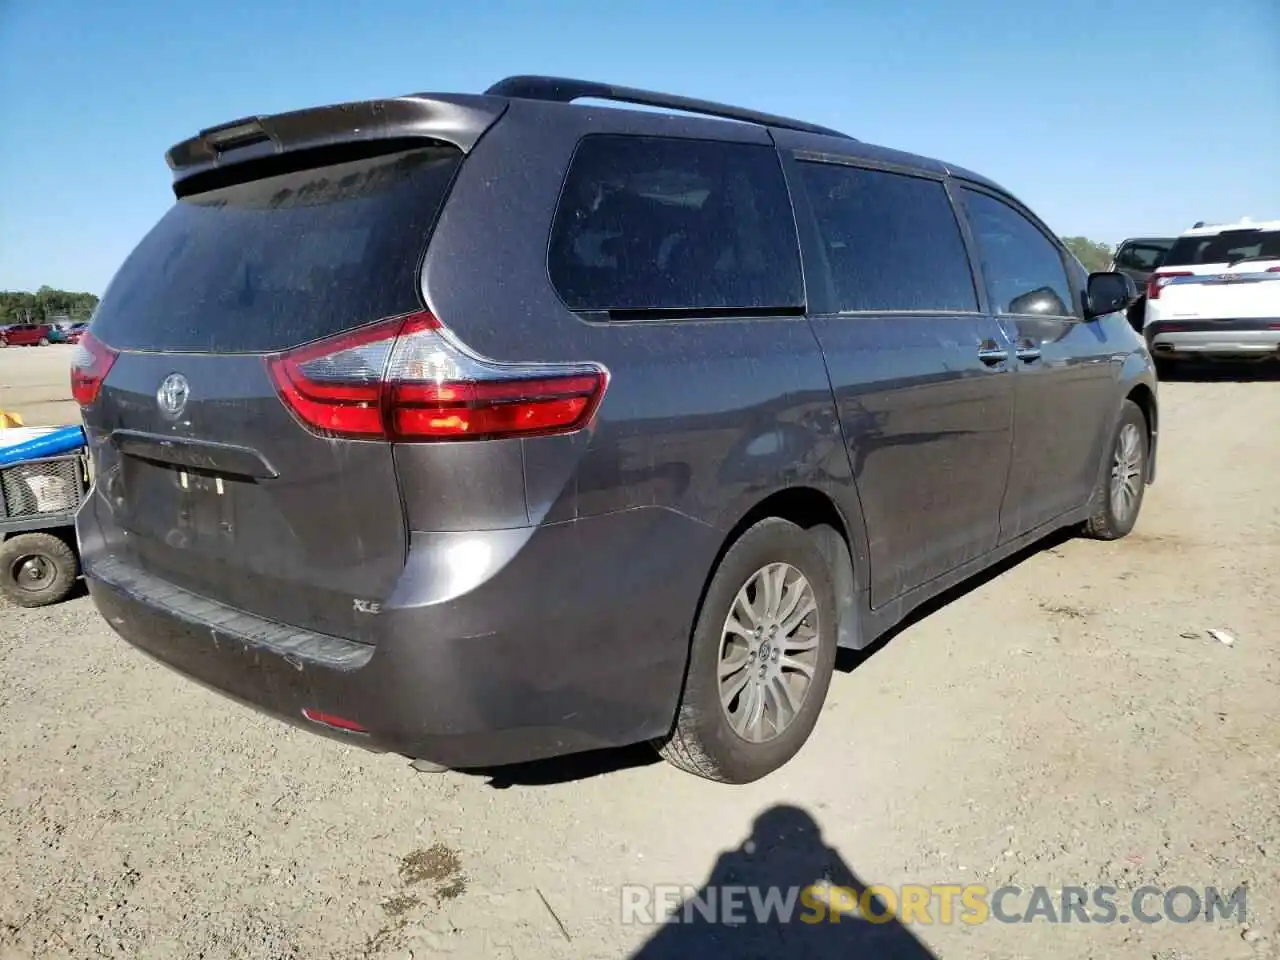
[0,323,54,347]
[49,321,89,344]
[1144,218,1280,366]
[1109,237,1173,332]
[74,75,1158,784]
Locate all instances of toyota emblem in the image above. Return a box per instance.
[156,373,190,419]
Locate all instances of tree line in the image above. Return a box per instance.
[1061,237,1114,273]
[0,287,100,326]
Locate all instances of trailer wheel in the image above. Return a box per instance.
[0,532,80,607]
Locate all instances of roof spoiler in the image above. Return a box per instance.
[165,94,508,193]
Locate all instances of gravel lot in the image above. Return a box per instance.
[2,345,1278,959]
[0,345,80,428]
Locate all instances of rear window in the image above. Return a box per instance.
[1162,229,1280,268]
[91,145,462,353]
[1114,241,1170,271]
[796,162,978,313]
[548,135,803,315]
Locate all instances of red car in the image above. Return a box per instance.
[0,323,54,347]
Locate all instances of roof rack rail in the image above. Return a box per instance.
[484,75,854,141]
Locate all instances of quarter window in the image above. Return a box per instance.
[797,162,978,313]
[548,135,804,315]
[961,190,1075,317]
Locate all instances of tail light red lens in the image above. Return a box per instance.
[265,317,401,438]
[266,311,609,442]
[390,374,604,439]
[301,708,368,733]
[69,332,118,406]
[1146,271,1192,300]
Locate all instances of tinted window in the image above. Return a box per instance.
[1114,241,1170,271]
[798,163,977,312]
[548,135,803,314]
[961,190,1075,316]
[1162,229,1280,267]
[92,146,462,353]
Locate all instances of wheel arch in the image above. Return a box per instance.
[694,486,867,652]
[1125,381,1158,483]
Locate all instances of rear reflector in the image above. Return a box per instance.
[69,332,119,406]
[301,708,369,733]
[266,311,608,442]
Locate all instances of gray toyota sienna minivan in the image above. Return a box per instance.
[74,76,1158,784]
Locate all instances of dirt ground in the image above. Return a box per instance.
[0,345,80,428]
[1,344,1277,959]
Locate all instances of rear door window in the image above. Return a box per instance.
[548,135,804,315]
[91,145,462,353]
[796,162,978,313]
[960,189,1076,317]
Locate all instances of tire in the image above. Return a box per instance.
[1084,400,1149,541]
[0,532,80,607]
[656,517,839,784]
[38,337,49,346]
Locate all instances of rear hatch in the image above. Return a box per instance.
[80,141,464,643]
[1150,228,1280,321]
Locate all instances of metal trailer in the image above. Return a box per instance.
[0,451,90,606]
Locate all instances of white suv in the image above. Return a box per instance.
[1144,218,1280,365]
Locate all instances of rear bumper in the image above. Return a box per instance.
[1146,319,1280,358]
[79,498,716,768]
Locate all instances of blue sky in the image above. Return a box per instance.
[2,0,1277,294]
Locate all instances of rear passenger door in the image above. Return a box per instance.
[787,158,1016,608]
[957,187,1122,542]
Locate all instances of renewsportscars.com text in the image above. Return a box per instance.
[621,883,1247,926]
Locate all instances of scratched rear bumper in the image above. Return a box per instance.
[77,493,709,768]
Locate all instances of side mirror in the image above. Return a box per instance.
[1007,285,1071,316]
[1085,271,1137,319]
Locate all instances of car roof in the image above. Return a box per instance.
[168,75,1008,200]
[1178,218,1280,237]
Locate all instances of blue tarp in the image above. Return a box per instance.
[0,425,86,468]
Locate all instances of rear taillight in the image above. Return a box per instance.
[69,332,118,406]
[266,311,609,442]
[1146,271,1192,300]
[301,708,368,734]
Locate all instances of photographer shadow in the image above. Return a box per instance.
[629,804,937,959]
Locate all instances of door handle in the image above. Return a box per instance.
[977,340,1009,366]
[1015,340,1042,363]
